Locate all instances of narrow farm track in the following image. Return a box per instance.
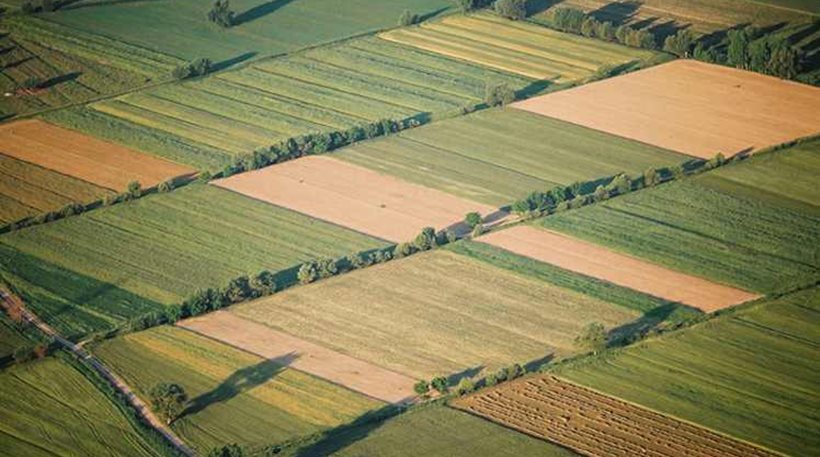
[0,287,197,457]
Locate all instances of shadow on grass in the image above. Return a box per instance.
[418,6,449,23]
[447,365,484,385]
[589,0,641,26]
[211,52,257,72]
[39,71,81,89]
[290,404,402,457]
[526,0,563,17]
[607,302,703,346]
[233,0,296,26]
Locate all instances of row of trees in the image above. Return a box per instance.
[549,8,656,49]
[455,0,527,20]
[21,0,63,13]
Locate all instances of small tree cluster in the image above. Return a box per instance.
[172,58,213,80]
[149,383,187,425]
[493,0,527,20]
[484,82,516,106]
[208,444,243,457]
[484,363,525,387]
[208,0,234,27]
[727,28,799,79]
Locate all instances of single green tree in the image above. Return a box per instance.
[431,376,449,394]
[297,262,318,284]
[575,322,607,354]
[398,10,418,26]
[414,380,430,395]
[149,383,188,424]
[464,212,482,229]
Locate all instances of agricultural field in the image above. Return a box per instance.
[0,184,383,338]
[479,226,759,312]
[454,374,778,457]
[513,60,820,158]
[0,357,166,457]
[540,142,820,294]
[552,288,820,456]
[213,155,497,242]
[94,326,380,453]
[335,108,687,206]
[0,119,195,192]
[0,154,113,224]
[292,404,577,457]
[381,13,656,81]
[231,249,640,380]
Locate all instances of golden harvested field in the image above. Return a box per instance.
[213,156,497,242]
[512,60,820,158]
[180,311,417,404]
[232,250,639,379]
[479,226,760,312]
[0,119,195,191]
[453,374,779,457]
[380,13,654,81]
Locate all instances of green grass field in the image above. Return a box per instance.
[552,288,820,456]
[336,108,688,206]
[0,357,166,457]
[94,326,380,454]
[0,184,383,339]
[38,0,452,62]
[291,404,577,456]
[540,144,820,294]
[233,249,639,379]
[78,37,528,169]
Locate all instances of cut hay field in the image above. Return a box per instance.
[294,405,577,457]
[0,184,383,339]
[0,357,165,457]
[513,60,820,159]
[336,108,689,206]
[39,0,453,62]
[551,288,820,456]
[0,154,113,224]
[479,226,760,312]
[94,326,380,453]
[232,250,640,380]
[540,143,820,294]
[381,13,655,81]
[0,120,195,192]
[213,155,497,242]
[75,36,528,169]
[454,374,778,457]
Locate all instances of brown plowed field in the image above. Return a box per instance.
[0,119,195,191]
[479,226,759,312]
[212,155,497,242]
[512,60,820,158]
[179,311,417,404]
[453,374,779,457]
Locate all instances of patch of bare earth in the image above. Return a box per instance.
[0,119,195,191]
[479,226,759,312]
[212,155,497,242]
[453,374,779,457]
[179,311,417,404]
[512,60,820,158]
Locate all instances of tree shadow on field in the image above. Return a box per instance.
[291,404,403,457]
[183,353,298,417]
[59,0,165,11]
[526,0,563,17]
[589,0,642,27]
[418,6,449,23]
[524,353,554,372]
[211,52,257,72]
[39,72,81,89]
[447,365,484,386]
[607,303,702,347]
[649,20,689,43]
[233,0,296,26]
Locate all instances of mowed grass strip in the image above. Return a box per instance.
[94,326,380,453]
[540,144,820,294]
[232,250,639,379]
[380,13,655,81]
[0,357,165,457]
[552,288,820,456]
[336,108,687,206]
[0,184,383,338]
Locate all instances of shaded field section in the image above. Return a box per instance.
[180,311,417,404]
[513,60,820,158]
[479,226,759,312]
[213,155,496,242]
[335,108,687,206]
[540,143,820,294]
[0,357,165,457]
[232,250,639,379]
[381,13,655,81]
[94,326,381,453]
[0,119,194,191]
[0,153,113,224]
[552,288,820,456]
[454,374,778,457]
[0,184,383,339]
[82,36,529,169]
[296,404,577,456]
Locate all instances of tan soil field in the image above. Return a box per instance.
[213,155,497,242]
[453,374,779,457]
[0,119,195,191]
[479,226,759,312]
[512,60,820,159]
[179,311,416,404]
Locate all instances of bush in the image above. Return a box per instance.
[208,444,243,457]
[414,380,430,395]
[208,0,234,27]
[431,376,448,394]
[484,82,516,106]
[398,10,418,26]
[413,227,437,251]
[575,322,607,353]
[157,179,175,193]
[297,262,318,285]
[464,212,482,229]
[393,242,415,259]
[172,58,213,80]
[493,0,526,20]
[455,377,475,395]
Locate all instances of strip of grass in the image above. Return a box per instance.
[552,288,820,456]
[94,326,381,454]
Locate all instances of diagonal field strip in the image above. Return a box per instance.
[478,225,760,312]
[178,311,417,404]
